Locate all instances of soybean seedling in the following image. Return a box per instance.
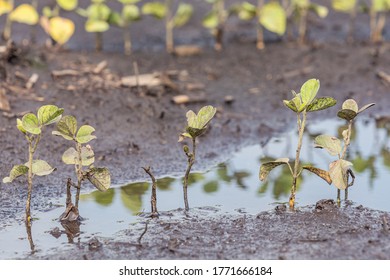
[179,105,217,211]
[313,99,375,205]
[52,115,111,217]
[331,0,357,42]
[77,0,112,51]
[142,0,193,53]
[290,0,328,43]
[40,0,76,47]
[109,0,142,55]
[259,79,337,209]
[1,0,39,41]
[202,0,228,51]
[2,105,64,225]
[233,1,287,50]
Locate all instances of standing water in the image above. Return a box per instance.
[1,116,390,258]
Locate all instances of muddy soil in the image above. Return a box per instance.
[1,1,390,259]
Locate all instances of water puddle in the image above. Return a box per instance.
[1,116,390,258]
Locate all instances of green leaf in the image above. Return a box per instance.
[332,0,356,12]
[342,99,358,113]
[85,19,109,32]
[62,146,95,166]
[329,159,353,190]
[52,115,77,140]
[185,105,217,138]
[3,165,28,183]
[87,3,111,21]
[259,158,289,181]
[314,135,342,156]
[259,2,286,36]
[16,118,27,134]
[283,99,298,112]
[76,125,96,144]
[307,97,337,112]
[29,160,55,176]
[373,0,390,12]
[173,3,193,27]
[202,11,218,29]
[300,78,320,109]
[302,166,332,184]
[22,113,41,135]
[57,0,78,11]
[9,4,39,25]
[87,167,111,192]
[237,2,256,20]
[37,105,64,126]
[310,4,328,18]
[337,109,357,121]
[122,4,140,22]
[108,11,123,26]
[358,103,375,114]
[142,2,167,19]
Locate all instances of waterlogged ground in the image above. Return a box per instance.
[2,118,390,259]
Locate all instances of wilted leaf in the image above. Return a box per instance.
[300,79,320,109]
[52,115,77,140]
[173,3,193,27]
[310,4,328,18]
[337,109,357,121]
[122,4,140,21]
[202,11,218,29]
[302,166,332,184]
[57,0,78,11]
[329,159,353,190]
[307,97,337,112]
[22,113,41,135]
[2,165,28,183]
[87,167,111,192]
[37,105,64,126]
[259,158,290,181]
[332,0,356,12]
[142,2,167,19]
[9,4,38,25]
[76,125,96,144]
[358,103,375,114]
[342,99,358,113]
[314,135,342,156]
[259,2,286,36]
[0,0,13,16]
[48,17,75,45]
[29,160,55,176]
[62,146,95,166]
[85,19,109,32]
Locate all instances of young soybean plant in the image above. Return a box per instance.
[259,79,337,209]
[313,99,375,204]
[2,105,64,225]
[179,105,217,211]
[52,115,111,215]
[202,0,228,51]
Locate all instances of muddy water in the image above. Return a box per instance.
[1,116,390,258]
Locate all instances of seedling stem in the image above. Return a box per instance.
[183,137,196,211]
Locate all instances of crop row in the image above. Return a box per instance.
[0,0,389,54]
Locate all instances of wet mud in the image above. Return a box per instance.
[1,1,390,259]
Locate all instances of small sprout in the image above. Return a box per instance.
[53,115,111,216]
[142,0,193,53]
[2,105,64,225]
[260,79,337,209]
[314,98,375,204]
[179,105,217,211]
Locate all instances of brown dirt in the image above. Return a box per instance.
[1,0,390,259]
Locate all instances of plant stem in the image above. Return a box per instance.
[256,0,264,50]
[165,0,174,53]
[341,120,353,159]
[347,7,356,43]
[75,142,83,208]
[289,111,307,209]
[123,25,131,55]
[95,32,103,52]
[183,137,196,211]
[25,221,35,252]
[369,2,377,42]
[26,141,34,225]
[214,0,225,51]
[142,166,158,218]
[298,8,308,44]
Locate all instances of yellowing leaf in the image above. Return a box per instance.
[9,4,38,25]
[185,105,217,138]
[332,0,356,12]
[85,19,109,32]
[342,99,358,113]
[202,11,218,29]
[314,135,342,156]
[0,0,13,16]
[76,125,96,144]
[87,167,111,192]
[302,166,332,184]
[57,0,78,11]
[22,113,41,135]
[28,160,55,176]
[142,2,167,19]
[62,146,95,166]
[173,3,193,27]
[52,115,77,140]
[311,4,328,18]
[300,79,320,109]
[307,97,337,112]
[48,17,75,45]
[16,118,27,134]
[259,158,290,181]
[329,159,353,190]
[122,4,140,22]
[3,165,28,183]
[37,105,64,126]
[259,2,286,36]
